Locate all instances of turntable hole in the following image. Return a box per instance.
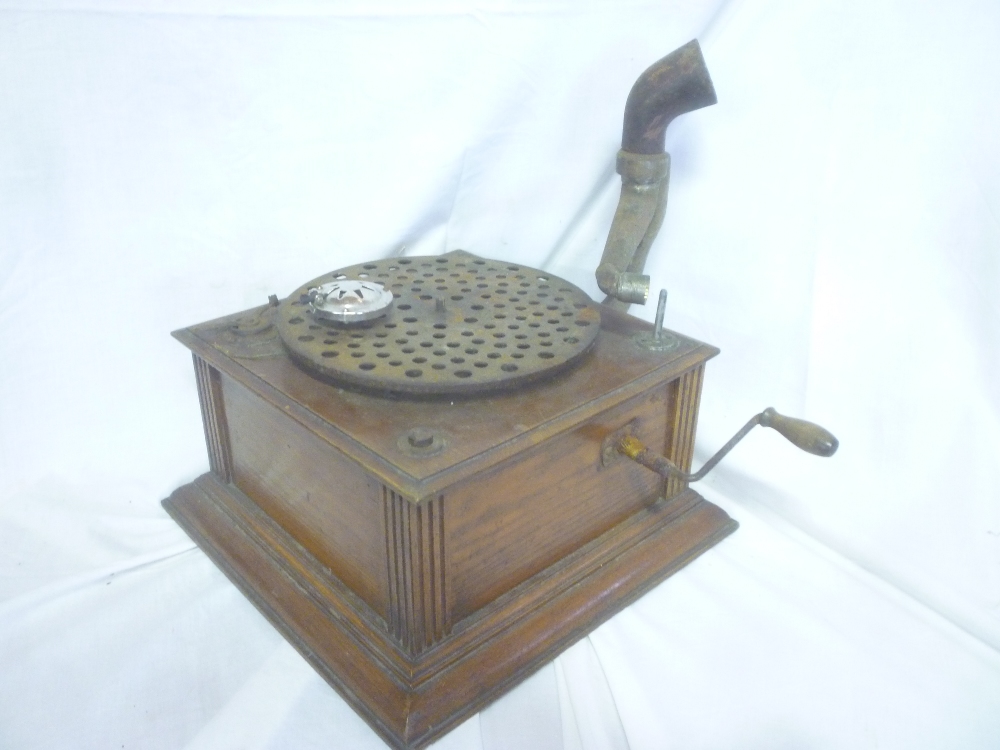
[321,351,339,358]
[298,335,314,342]
[359,363,376,370]
[539,352,555,359]
[289,317,303,324]
[501,364,518,372]
[432,363,446,370]
[454,370,472,378]
[405,369,422,377]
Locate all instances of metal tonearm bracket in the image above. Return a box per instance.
[597,39,717,311]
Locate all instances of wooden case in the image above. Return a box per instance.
[164,304,737,749]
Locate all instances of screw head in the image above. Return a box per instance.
[397,427,447,457]
[407,428,435,449]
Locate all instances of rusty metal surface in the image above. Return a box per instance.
[276,250,601,396]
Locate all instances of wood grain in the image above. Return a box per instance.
[193,354,232,482]
[384,489,449,652]
[167,303,734,748]
[164,474,736,749]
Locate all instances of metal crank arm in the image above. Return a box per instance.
[618,408,838,483]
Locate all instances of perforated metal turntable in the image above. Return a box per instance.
[277,251,601,395]
[164,40,837,750]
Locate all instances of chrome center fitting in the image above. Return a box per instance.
[307,279,395,324]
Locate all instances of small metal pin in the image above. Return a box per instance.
[632,287,677,352]
[653,289,667,341]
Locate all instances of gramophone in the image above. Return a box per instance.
[164,40,837,750]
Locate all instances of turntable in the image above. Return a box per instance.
[164,40,837,749]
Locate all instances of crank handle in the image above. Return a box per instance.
[618,407,838,483]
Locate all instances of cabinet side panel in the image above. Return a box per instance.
[445,386,668,621]
[193,354,233,482]
[221,376,389,620]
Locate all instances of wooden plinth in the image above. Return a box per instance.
[165,474,735,749]
[165,299,737,748]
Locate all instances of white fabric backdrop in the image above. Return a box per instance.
[2,0,999,748]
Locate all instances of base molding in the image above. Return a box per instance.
[164,474,736,749]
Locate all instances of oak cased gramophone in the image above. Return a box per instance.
[164,40,837,750]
